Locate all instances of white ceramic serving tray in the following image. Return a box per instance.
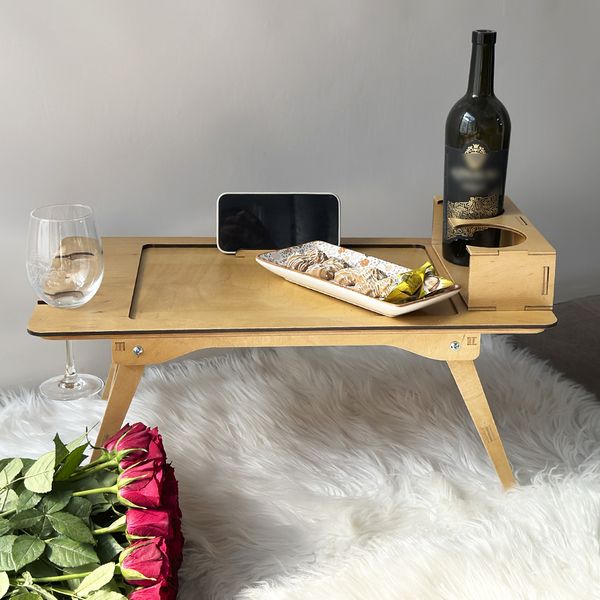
[256,241,461,317]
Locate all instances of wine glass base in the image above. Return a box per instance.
[39,374,104,402]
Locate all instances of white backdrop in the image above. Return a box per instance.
[1,0,599,388]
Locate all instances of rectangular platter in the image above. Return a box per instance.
[256,241,461,318]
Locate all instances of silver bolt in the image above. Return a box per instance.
[449,341,461,351]
[132,345,144,357]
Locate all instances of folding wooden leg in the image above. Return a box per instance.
[447,360,516,489]
[91,364,145,460]
[101,363,117,401]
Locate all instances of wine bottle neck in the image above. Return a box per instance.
[467,42,495,97]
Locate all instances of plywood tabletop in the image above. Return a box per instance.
[27,237,557,338]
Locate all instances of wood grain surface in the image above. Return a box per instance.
[28,237,556,337]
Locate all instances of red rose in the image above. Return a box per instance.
[104,422,139,451]
[168,525,184,572]
[162,464,182,520]
[120,538,171,587]
[104,423,166,467]
[118,460,164,508]
[159,464,184,571]
[128,581,177,600]
[126,509,173,539]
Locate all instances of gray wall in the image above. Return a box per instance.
[1,1,599,389]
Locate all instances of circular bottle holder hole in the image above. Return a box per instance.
[454,225,527,248]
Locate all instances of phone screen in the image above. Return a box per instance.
[217,193,339,253]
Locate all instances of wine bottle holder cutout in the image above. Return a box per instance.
[431,196,556,311]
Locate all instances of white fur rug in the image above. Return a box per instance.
[1,337,600,599]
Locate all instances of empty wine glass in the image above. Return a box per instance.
[26,204,104,400]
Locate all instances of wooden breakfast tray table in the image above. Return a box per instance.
[28,236,557,489]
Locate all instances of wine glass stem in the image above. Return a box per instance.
[60,340,81,390]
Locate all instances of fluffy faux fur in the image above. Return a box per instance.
[1,337,599,599]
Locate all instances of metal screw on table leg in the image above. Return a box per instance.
[449,341,461,351]
[132,345,144,357]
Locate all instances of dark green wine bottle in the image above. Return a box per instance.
[442,30,511,266]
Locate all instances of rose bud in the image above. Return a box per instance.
[120,538,171,587]
[167,525,184,572]
[128,581,177,600]
[160,464,184,570]
[126,508,174,539]
[162,464,182,520]
[117,460,165,508]
[104,422,166,467]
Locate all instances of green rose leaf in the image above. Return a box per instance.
[65,497,92,521]
[107,515,126,531]
[35,588,58,600]
[14,574,58,600]
[72,477,107,508]
[53,435,69,465]
[0,571,9,598]
[48,512,95,545]
[38,490,71,515]
[0,535,17,571]
[26,559,58,579]
[0,518,10,537]
[29,515,53,540]
[9,509,43,530]
[90,501,113,516]
[54,444,88,482]
[23,452,55,494]
[24,581,60,600]
[60,562,99,591]
[11,536,45,571]
[65,434,87,453]
[45,537,98,568]
[0,489,18,515]
[10,592,43,600]
[94,471,117,489]
[20,460,34,472]
[87,592,128,600]
[74,563,115,597]
[0,458,23,488]
[17,490,42,513]
[95,535,123,563]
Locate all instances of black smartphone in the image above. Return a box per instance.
[216,193,340,253]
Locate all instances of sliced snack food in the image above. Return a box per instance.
[285,248,327,272]
[333,267,361,287]
[321,257,349,272]
[355,275,398,299]
[282,244,453,303]
[306,263,336,280]
[286,253,314,272]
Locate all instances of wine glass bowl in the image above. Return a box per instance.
[27,204,104,309]
[26,204,105,401]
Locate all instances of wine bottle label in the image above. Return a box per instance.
[444,142,508,240]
